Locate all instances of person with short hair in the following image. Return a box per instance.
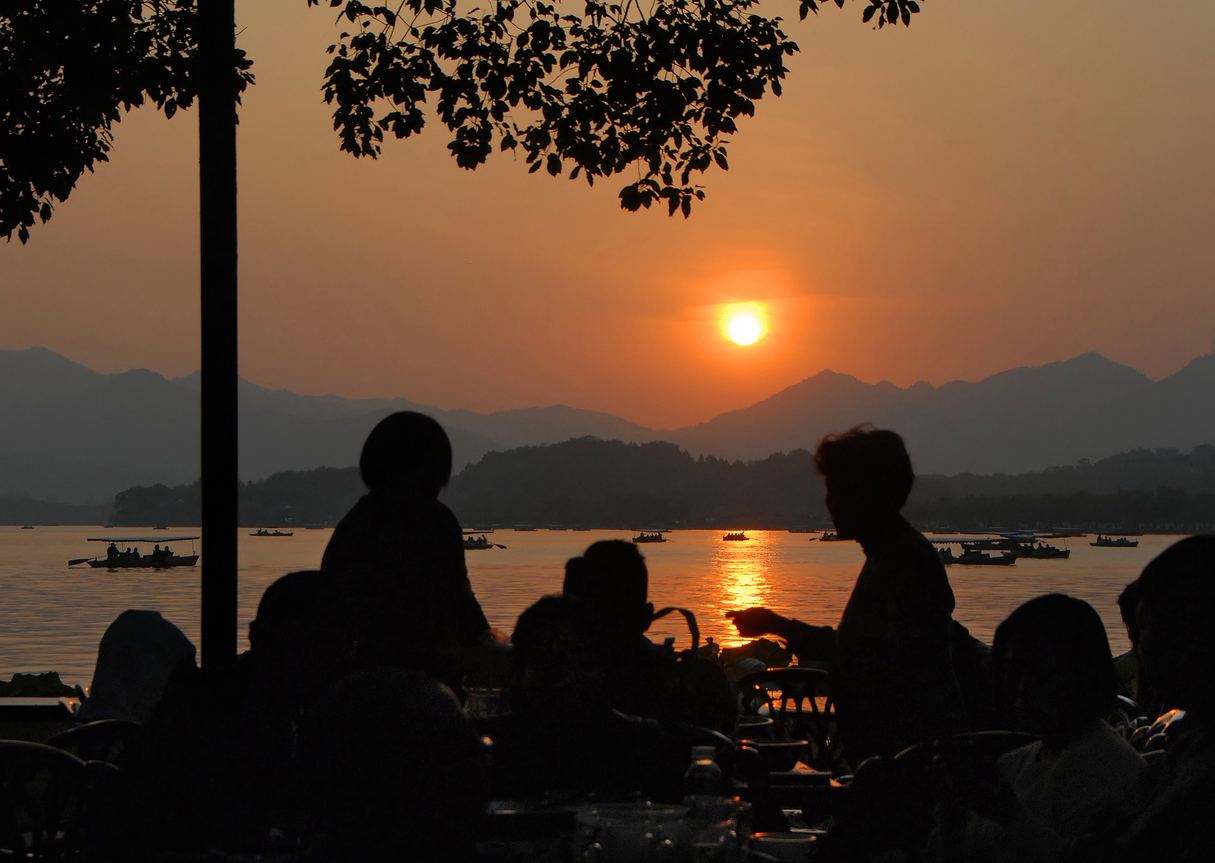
[321,411,495,685]
[563,540,735,734]
[727,426,966,765]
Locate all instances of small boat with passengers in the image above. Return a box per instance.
[939,546,1017,566]
[463,534,505,550]
[819,531,847,542]
[250,528,293,537]
[1092,535,1139,548]
[722,532,748,541]
[632,531,670,543]
[69,536,200,569]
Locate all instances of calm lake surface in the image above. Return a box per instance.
[0,526,1173,686]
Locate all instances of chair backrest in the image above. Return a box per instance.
[0,740,113,860]
[49,719,142,765]
[737,668,836,769]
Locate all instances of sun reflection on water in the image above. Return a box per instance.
[713,532,776,646]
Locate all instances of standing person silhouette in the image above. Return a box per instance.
[727,426,965,766]
[321,411,495,687]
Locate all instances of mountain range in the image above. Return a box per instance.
[1,346,1212,503]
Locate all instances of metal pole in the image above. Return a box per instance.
[198,0,239,670]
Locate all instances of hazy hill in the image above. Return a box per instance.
[2,347,1212,503]
[668,353,1215,474]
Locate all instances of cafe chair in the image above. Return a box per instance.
[737,667,839,770]
[0,740,117,861]
[50,719,142,765]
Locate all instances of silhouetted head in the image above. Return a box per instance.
[993,593,1116,739]
[360,411,452,499]
[815,426,914,539]
[1117,579,1142,646]
[563,539,654,634]
[249,570,348,698]
[1134,535,1215,714]
[510,594,612,716]
[80,609,196,725]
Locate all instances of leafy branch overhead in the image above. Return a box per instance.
[0,0,253,243]
[310,0,920,217]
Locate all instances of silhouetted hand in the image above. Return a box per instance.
[726,607,788,638]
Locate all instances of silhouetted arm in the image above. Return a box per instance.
[727,608,835,662]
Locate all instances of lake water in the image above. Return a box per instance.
[0,526,1174,686]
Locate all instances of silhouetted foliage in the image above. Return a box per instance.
[110,468,366,526]
[0,0,253,242]
[309,0,920,216]
[912,445,1215,499]
[905,488,1215,534]
[442,436,827,526]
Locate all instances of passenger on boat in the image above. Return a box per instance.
[935,594,1145,862]
[563,540,735,734]
[727,426,966,767]
[114,570,352,860]
[321,412,500,688]
[107,541,119,561]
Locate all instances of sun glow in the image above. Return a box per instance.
[721,303,768,346]
[729,316,761,345]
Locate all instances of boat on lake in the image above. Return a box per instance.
[819,532,847,542]
[463,534,499,550]
[250,528,293,537]
[69,536,200,569]
[20,525,33,530]
[1015,541,1071,559]
[632,531,669,543]
[723,532,748,541]
[939,546,1017,566]
[1092,535,1139,548]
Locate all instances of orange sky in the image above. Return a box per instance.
[2,0,1213,428]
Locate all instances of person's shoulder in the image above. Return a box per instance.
[997,740,1041,780]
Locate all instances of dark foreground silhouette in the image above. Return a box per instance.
[4,423,1213,862]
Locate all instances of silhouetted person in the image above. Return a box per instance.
[1068,535,1215,862]
[563,540,735,734]
[115,570,351,860]
[728,426,965,766]
[1112,578,1159,717]
[492,594,688,802]
[107,541,119,561]
[321,411,495,686]
[78,609,196,725]
[298,667,486,862]
[937,594,1145,862]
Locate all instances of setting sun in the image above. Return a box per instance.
[729,316,762,345]
[721,303,768,346]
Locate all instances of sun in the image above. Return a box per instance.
[721,303,768,346]
[729,316,762,345]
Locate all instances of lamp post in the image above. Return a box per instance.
[197,0,239,670]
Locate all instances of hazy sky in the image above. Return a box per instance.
[3,0,1213,428]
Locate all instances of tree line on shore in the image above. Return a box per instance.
[4,438,1214,532]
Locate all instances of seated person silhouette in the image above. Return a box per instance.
[1067,535,1215,862]
[321,411,496,686]
[299,666,487,862]
[937,594,1145,862]
[727,426,965,766]
[78,609,196,725]
[115,570,351,860]
[563,540,734,734]
[492,594,688,803]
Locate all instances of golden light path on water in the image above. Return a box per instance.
[0,526,1169,684]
